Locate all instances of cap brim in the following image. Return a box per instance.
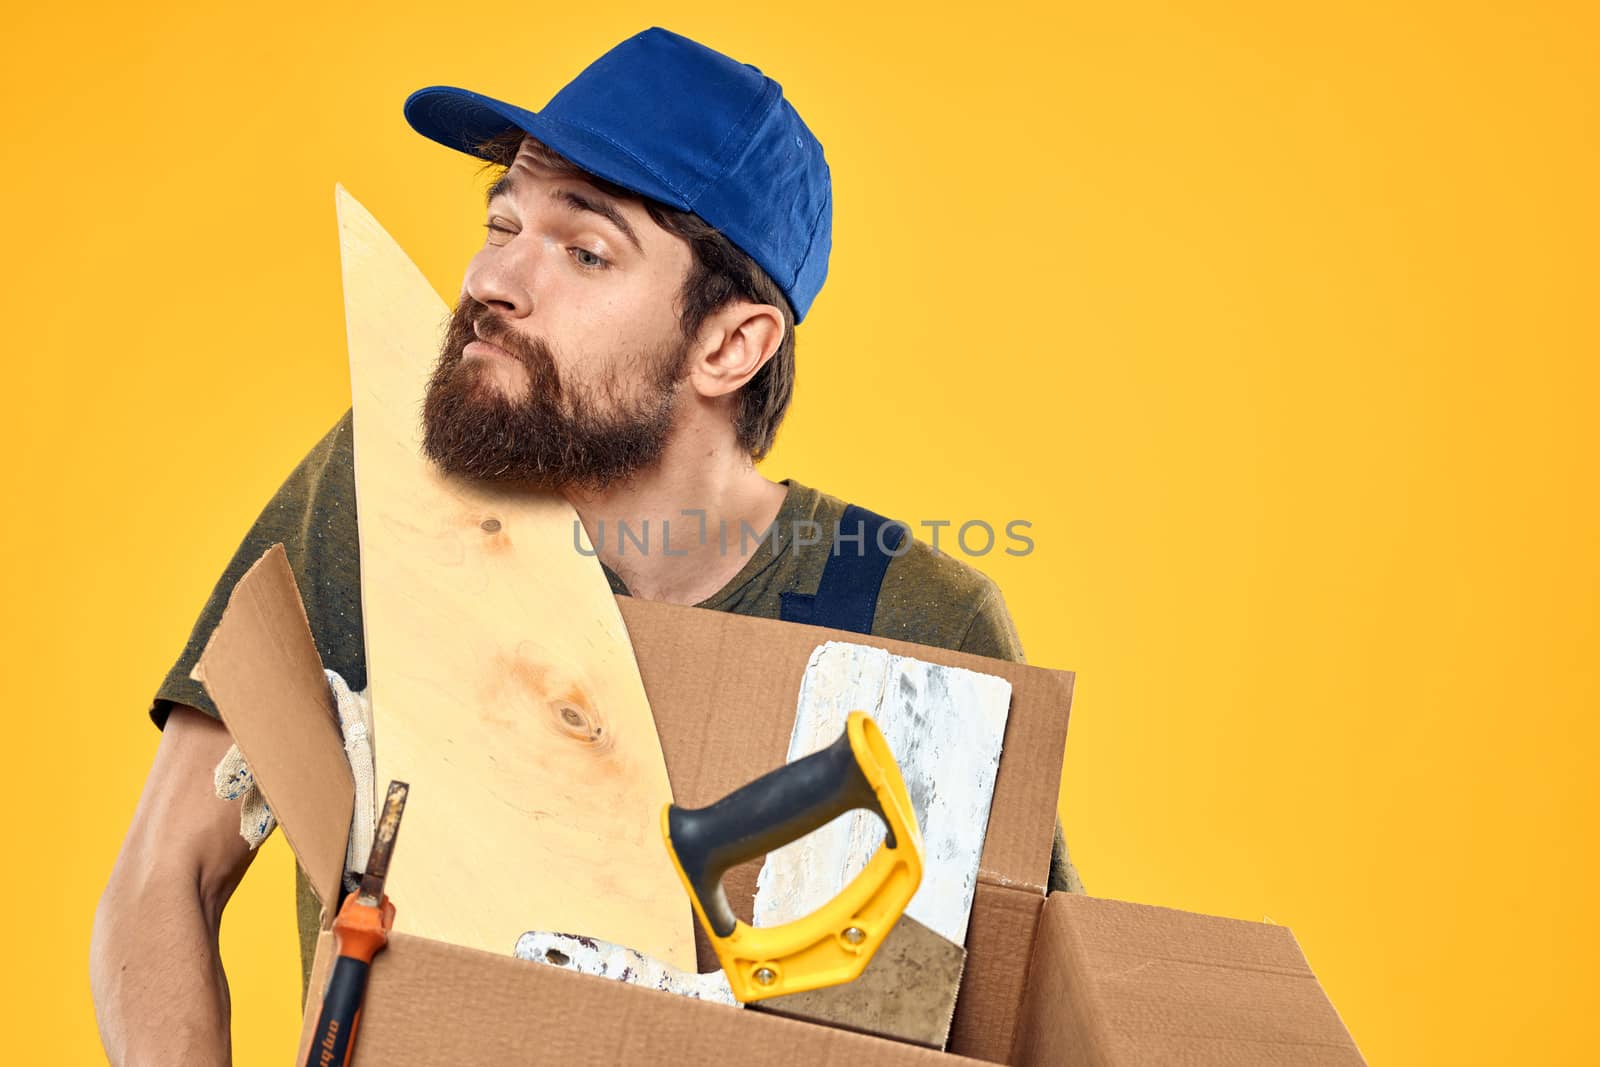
[404,86,692,212]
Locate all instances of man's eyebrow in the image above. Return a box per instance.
[551,188,643,255]
[485,171,517,207]
[485,171,644,255]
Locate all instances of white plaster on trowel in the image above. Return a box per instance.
[752,642,1012,947]
[514,930,739,1006]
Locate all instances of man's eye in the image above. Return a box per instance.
[570,247,609,270]
[483,222,517,242]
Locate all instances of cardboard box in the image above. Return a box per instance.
[196,545,1363,1064]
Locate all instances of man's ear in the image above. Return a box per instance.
[686,302,786,399]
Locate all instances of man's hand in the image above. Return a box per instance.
[91,705,258,1065]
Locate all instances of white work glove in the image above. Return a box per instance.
[328,668,376,891]
[213,744,275,848]
[212,669,376,893]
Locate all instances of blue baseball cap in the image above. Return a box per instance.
[404,27,832,323]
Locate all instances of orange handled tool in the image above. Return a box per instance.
[305,781,409,1067]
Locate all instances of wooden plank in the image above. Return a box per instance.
[336,185,694,968]
[753,641,1011,947]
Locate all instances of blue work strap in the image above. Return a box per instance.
[779,504,908,634]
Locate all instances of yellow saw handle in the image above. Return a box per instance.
[661,711,923,1003]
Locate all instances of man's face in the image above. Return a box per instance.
[422,137,698,490]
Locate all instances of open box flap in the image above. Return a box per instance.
[1011,893,1366,1065]
[191,542,352,911]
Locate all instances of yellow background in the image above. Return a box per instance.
[3,2,1594,1063]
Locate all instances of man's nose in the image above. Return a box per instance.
[464,237,539,318]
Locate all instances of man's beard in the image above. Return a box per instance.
[421,297,689,491]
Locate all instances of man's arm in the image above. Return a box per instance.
[91,705,255,1065]
[129,409,363,1006]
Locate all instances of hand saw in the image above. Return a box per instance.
[664,711,925,1002]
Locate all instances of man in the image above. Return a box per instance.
[91,27,1082,1063]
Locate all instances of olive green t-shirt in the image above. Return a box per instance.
[150,408,1084,992]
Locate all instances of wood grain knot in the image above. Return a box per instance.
[551,700,609,749]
